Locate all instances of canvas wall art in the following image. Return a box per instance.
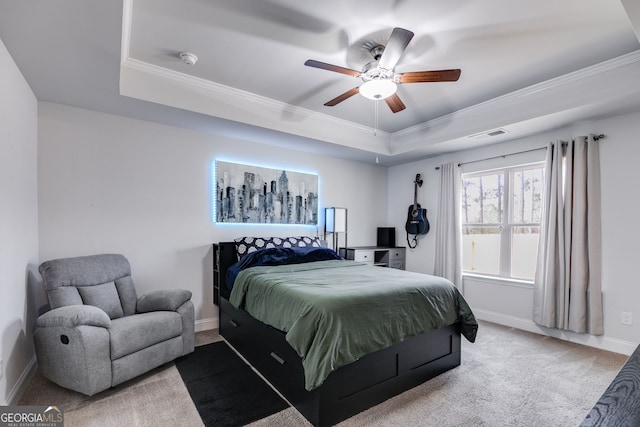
[214,160,318,225]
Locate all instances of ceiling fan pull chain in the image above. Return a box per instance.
[374,100,379,136]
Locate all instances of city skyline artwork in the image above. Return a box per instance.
[215,160,318,225]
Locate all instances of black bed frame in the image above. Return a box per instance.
[214,242,462,427]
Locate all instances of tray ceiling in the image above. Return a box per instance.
[2,0,640,164]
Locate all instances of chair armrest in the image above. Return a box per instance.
[37,305,111,328]
[136,289,192,313]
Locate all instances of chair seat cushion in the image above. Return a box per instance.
[109,311,182,359]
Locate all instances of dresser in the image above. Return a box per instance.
[340,246,406,270]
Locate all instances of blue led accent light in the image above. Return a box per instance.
[211,159,319,226]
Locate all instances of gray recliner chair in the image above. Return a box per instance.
[34,253,195,396]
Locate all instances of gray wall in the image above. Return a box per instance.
[37,102,389,330]
[0,38,39,405]
[387,113,640,355]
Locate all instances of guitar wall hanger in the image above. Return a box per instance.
[405,173,430,248]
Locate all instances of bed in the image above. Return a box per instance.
[214,238,477,427]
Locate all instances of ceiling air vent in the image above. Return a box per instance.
[467,128,509,140]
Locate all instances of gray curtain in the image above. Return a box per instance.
[533,135,603,335]
[434,163,462,289]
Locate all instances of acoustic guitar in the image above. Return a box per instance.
[405,173,430,235]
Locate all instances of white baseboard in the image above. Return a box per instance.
[6,355,37,406]
[473,308,637,356]
[195,317,218,332]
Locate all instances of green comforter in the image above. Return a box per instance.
[229,260,478,390]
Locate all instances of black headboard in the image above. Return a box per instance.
[215,237,328,301]
[217,242,237,300]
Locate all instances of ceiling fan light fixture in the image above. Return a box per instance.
[359,79,397,100]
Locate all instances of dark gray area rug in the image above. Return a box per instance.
[175,341,289,427]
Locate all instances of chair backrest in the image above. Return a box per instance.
[39,254,138,319]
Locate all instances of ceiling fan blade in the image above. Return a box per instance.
[377,27,414,70]
[304,59,361,77]
[397,69,462,84]
[324,87,360,106]
[385,93,406,113]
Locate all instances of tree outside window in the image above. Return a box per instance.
[462,164,544,280]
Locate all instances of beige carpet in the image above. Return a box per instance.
[18,321,627,427]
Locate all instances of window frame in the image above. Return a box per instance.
[461,161,544,281]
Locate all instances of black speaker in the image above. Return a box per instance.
[377,227,396,247]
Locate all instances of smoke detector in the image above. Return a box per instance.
[179,51,198,66]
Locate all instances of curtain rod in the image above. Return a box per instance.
[434,134,605,170]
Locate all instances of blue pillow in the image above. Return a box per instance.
[226,246,342,290]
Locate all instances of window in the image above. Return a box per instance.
[461,163,544,280]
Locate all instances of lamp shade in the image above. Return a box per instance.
[359,79,397,100]
[325,207,347,233]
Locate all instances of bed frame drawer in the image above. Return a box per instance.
[327,349,398,399]
[219,300,257,356]
[398,326,459,373]
[221,299,304,371]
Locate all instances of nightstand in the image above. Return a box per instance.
[339,246,406,270]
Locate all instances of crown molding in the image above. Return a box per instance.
[120,57,392,154]
[394,50,640,139]
[121,0,133,63]
[390,49,640,154]
[120,0,391,155]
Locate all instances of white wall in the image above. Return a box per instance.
[0,39,39,405]
[388,111,640,355]
[37,102,388,330]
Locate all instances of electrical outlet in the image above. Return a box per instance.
[621,311,633,326]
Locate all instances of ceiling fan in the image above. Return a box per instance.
[305,27,461,113]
